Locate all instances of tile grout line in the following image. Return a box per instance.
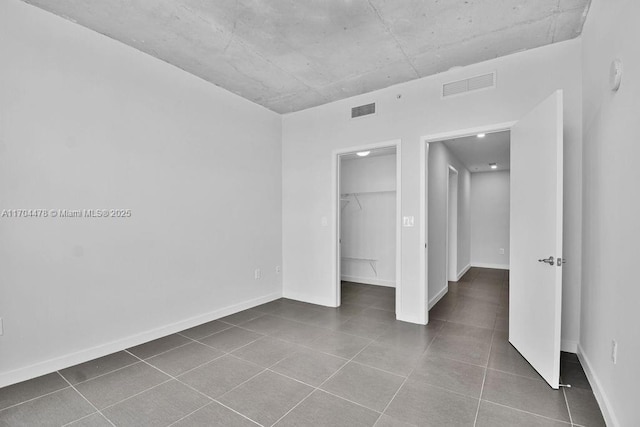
[372,318,446,426]
[480,400,573,425]
[264,367,384,416]
[165,400,260,427]
[472,276,499,427]
[268,327,392,426]
[101,378,175,412]
[58,374,117,427]
[234,310,392,343]
[0,384,72,414]
[562,383,575,426]
[60,359,141,387]
[165,401,216,427]
[123,349,265,426]
[176,322,234,342]
[61,411,108,427]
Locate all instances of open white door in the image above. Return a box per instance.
[510,90,563,389]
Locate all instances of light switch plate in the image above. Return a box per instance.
[402,216,415,227]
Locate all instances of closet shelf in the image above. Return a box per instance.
[341,256,378,276]
[340,190,396,196]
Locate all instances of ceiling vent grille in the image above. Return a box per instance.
[442,72,496,98]
[351,102,376,118]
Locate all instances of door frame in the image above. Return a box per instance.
[331,139,402,314]
[419,122,516,322]
[446,165,459,283]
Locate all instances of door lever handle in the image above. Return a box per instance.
[538,256,555,266]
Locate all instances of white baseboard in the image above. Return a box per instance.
[561,340,578,353]
[0,291,282,388]
[455,264,471,282]
[340,275,395,288]
[282,290,338,308]
[396,312,425,325]
[471,262,510,270]
[577,344,619,427]
[428,285,448,310]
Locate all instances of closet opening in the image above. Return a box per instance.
[333,142,401,318]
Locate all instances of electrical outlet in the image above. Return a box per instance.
[499,248,505,255]
[0,318,3,336]
[611,340,618,364]
[254,268,261,280]
[275,266,281,274]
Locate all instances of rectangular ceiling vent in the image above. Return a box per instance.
[442,72,496,98]
[351,102,376,119]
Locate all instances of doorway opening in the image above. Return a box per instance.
[420,91,565,389]
[333,141,401,318]
[425,130,511,315]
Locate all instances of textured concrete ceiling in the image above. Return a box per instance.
[443,130,510,173]
[24,0,591,114]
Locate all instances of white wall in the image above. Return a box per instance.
[283,38,582,334]
[447,169,459,281]
[428,142,471,307]
[580,0,640,425]
[0,0,282,387]
[471,171,510,269]
[340,154,396,287]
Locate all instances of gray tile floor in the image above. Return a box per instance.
[0,268,605,426]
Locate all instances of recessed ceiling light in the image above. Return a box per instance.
[356,151,371,157]
[477,133,486,138]
[490,163,497,169]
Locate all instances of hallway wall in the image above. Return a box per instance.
[470,171,510,269]
[428,142,471,307]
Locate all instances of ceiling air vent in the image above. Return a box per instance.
[442,72,496,98]
[351,102,376,119]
